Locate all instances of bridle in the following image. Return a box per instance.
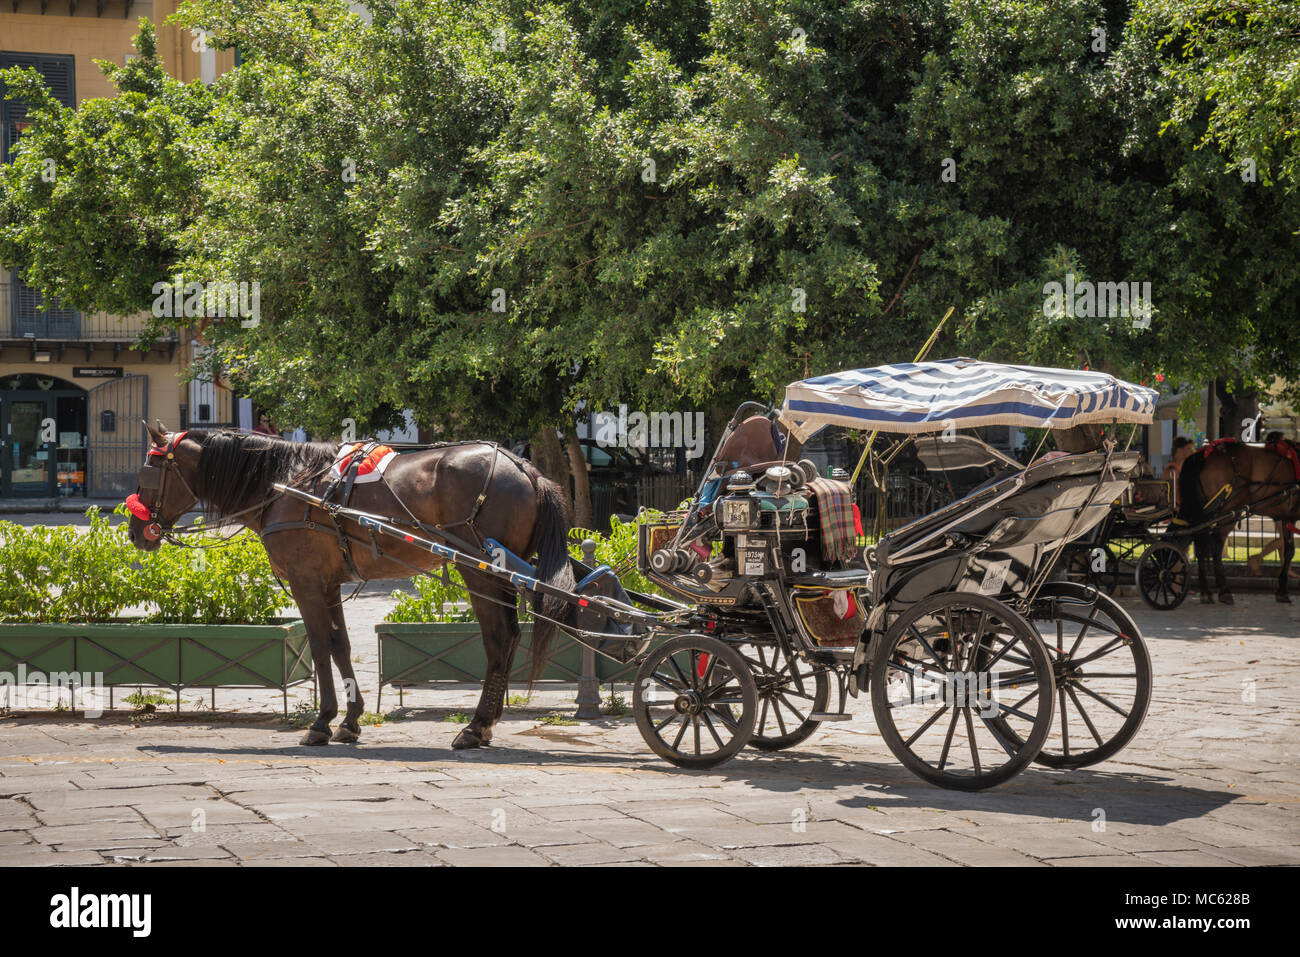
[125,431,200,542]
[124,429,334,546]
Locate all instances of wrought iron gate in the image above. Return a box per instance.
[87,374,148,498]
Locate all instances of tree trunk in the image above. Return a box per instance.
[564,425,594,531]
[531,426,571,515]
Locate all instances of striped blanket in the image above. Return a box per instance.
[807,478,857,563]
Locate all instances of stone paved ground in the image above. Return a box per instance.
[1,589,1297,867]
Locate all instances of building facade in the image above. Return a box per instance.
[1,2,237,499]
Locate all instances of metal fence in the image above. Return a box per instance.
[589,471,702,532]
[1224,512,1295,575]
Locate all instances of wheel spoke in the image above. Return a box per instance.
[1073,680,1131,718]
[937,705,961,770]
[963,706,982,775]
[908,626,950,675]
[1058,684,1070,756]
[653,711,679,733]
[700,709,726,749]
[776,692,807,725]
[709,706,741,731]
[1066,684,1105,747]
[649,671,685,696]
[904,704,950,747]
[667,655,691,691]
[671,714,689,750]
[1071,636,1126,667]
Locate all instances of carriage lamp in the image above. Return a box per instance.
[720,497,754,530]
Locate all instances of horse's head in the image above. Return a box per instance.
[125,421,202,551]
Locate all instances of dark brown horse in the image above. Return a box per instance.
[126,424,574,746]
[1177,438,1300,604]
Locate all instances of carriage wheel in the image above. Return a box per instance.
[735,641,830,751]
[1065,544,1119,595]
[1136,542,1189,610]
[633,634,757,769]
[1004,582,1152,769]
[870,593,1055,791]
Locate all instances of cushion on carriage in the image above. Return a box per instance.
[805,477,858,563]
[793,587,865,647]
[330,442,397,483]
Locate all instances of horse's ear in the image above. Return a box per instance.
[143,419,166,446]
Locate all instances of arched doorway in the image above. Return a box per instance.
[0,373,87,497]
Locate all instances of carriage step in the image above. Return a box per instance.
[810,712,853,722]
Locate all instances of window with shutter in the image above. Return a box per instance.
[1,52,79,337]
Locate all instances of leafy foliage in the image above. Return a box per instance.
[0,507,292,624]
[1,1,1298,441]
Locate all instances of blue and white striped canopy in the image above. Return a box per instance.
[779,358,1158,441]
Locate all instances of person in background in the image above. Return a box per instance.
[1163,436,1194,507]
[253,413,277,436]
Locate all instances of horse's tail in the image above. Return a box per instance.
[527,476,574,685]
[1177,449,1207,524]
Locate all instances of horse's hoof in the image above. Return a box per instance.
[1199,593,1215,604]
[452,727,486,750]
[1219,592,1235,606]
[332,725,360,743]
[1277,594,1293,604]
[299,729,330,746]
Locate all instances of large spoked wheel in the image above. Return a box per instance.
[870,593,1055,791]
[1010,581,1152,769]
[1065,544,1119,595]
[734,641,830,751]
[1136,541,1189,610]
[633,634,757,769]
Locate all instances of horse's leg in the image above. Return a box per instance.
[1214,525,1234,605]
[1194,531,1214,602]
[1278,526,1295,603]
[452,575,523,750]
[327,588,366,742]
[288,577,340,746]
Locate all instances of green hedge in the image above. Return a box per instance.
[0,506,293,625]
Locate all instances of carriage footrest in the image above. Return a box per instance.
[810,712,853,722]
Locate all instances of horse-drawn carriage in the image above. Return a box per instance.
[1059,474,1195,610]
[619,359,1157,788]
[128,358,1159,790]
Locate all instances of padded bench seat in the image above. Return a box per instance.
[789,568,871,589]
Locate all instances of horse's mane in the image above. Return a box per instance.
[190,430,338,519]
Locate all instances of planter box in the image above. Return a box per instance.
[376,621,641,703]
[0,619,311,711]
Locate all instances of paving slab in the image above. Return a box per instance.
[0,592,1295,866]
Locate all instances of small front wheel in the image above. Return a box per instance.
[634,634,757,769]
[735,641,830,751]
[1136,542,1189,610]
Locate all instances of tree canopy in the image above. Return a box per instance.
[3,0,1299,525]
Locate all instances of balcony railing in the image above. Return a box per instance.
[2,270,177,344]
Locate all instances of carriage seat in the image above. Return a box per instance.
[876,451,1141,565]
[789,568,871,588]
